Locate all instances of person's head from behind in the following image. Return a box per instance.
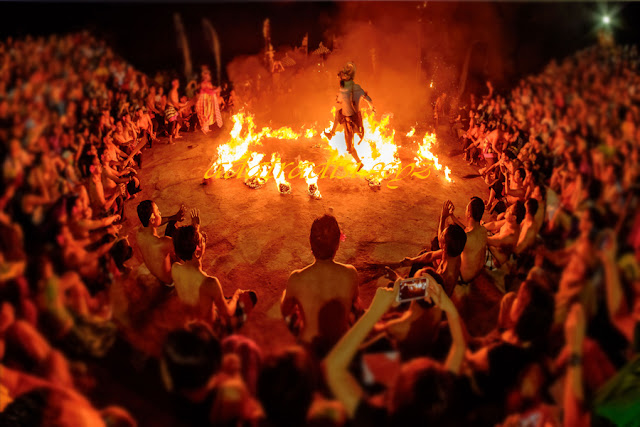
[136,200,161,228]
[510,280,554,346]
[467,197,485,223]
[389,358,462,426]
[0,387,50,426]
[173,225,202,262]
[258,346,316,427]
[310,215,341,261]
[525,198,539,218]
[160,323,222,393]
[440,224,467,258]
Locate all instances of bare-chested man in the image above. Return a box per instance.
[485,200,526,268]
[87,155,123,217]
[447,197,488,283]
[136,200,185,284]
[402,222,467,296]
[171,212,256,328]
[136,107,157,148]
[166,79,188,144]
[281,214,360,356]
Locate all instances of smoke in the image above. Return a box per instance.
[225,3,510,129]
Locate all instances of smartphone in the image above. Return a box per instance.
[396,277,430,303]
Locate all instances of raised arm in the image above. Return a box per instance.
[563,303,589,427]
[401,249,443,267]
[324,281,400,417]
[446,200,466,228]
[598,230,634,342]
[438,201,449,237]
[425,279,466,373]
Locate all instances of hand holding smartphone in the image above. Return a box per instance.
[396,277,432,303]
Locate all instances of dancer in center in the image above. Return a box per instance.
[324,62,375,170]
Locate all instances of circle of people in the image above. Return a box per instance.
[1,32,639,426]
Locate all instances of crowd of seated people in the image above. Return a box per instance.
[1,30,640,427]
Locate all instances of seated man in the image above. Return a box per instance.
[515,198,539,256]
[402,218,467,297]
[485,201,526,269]
[171,215,256,331]
[281,214,361,358]
[447,197,488,283]
[136,200,185,285]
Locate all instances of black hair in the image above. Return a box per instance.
[515,167,526,180]
[469,197,485,222]
[310,215,341,261]
[136,200,154,227]
[588,178,603,201]
[525,198,539,216]
[391,359,466,427]
[0,387,50,426]
[173,225,199,262]
[257,347,316,427]
[514,280,554,346]
[513,200,526,225]
[162,325,222,392]
[443,224,467,258]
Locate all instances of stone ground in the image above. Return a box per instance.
[87,121,504,425]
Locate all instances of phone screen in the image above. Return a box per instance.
[396,277,430,303]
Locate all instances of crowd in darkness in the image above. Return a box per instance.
[1,30,639,426]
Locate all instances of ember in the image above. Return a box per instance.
[307,183,321,199]
[300,161,322,199]
[271,153,292,194]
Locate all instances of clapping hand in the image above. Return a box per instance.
[174,204,186,222]
[190,208,200,226]
[446,200,455,216]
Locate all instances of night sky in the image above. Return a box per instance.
[1,2,638,89]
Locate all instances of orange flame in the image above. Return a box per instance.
[271,153,291,194]
[299,160,321,199]
[206,108,454,190]
[414,132,452,182]
[323,108,400,179]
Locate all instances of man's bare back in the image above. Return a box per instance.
[171,262,223,319]
[136,227,173,284]
[460,225,488,281]
[283,260,358,345]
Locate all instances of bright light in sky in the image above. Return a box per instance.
[602,15,611,25]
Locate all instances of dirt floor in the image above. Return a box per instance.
[91,121,505,425]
